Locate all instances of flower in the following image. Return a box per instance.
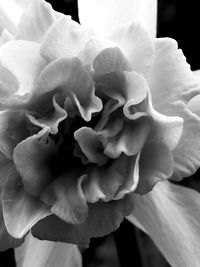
[1,0,200,267]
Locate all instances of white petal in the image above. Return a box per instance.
[128,181,200,267]
[78,0,157,37]
[0,40,46,96]
[2,170,50,238]
[0,0,25,34]
[148,38,200,179]
[16,0,56,43]
[40,17,89,62]
[15,233,82,267]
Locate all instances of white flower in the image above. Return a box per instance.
[1,1,200,267]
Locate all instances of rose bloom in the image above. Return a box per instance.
[1,0,200,267]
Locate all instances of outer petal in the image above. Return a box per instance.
[16,0,56,43]
[40,17,88,62]
[148,38,200,179]
[78,0,157,37]
[15,234,82,267]
[135,141,173,194]
[108,23,155,77]
[0,40,46,98]
[128,181,200,267]
[0,203,24,251]
[1,167,50,238]
[0,0,25,34]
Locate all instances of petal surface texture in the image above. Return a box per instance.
[1,167,50,238]
[15,233,82,267]
[128,181,200,267]
[148,38,200,179]
[78,0,157,37]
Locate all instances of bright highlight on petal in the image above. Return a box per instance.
[1,169,50,238]
[78,0,157,37]
[15,233,82,267]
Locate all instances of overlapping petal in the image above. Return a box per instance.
[0,110,29,158]
[35,57,102,121]
[108,23,155,77]
[1,167,50,238]
[40,17,89,62]
[128,181,200,267]
[148,38,200,179]
[41,172,88,224]
[16,0,56,43]
[32,193,134,246]
[13,128,57,196]
[78,0,157,37]
[0,40,46,101]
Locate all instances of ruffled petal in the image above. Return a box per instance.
[148,38,200,179]
[1,167,50,238]
[15,234,82,267]
[0,40,46,99]
[16,0,56,43]
[84,154,139,202]
[0,110,29,158]
[41,172,88,224]
[40,17,89,62]
[78,0,157,37]
[32,193,134,245]
[93,47,131,79]
[104,116,152,158]
[128,181,200,267]
[135,141,173,194]
[28,95,67,135]
[35,57,102,121]
[108,23,155,77]
[95,71,148,109]
[13,128,57,196]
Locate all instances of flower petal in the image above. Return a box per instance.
[15,233,82,267]
[1,167,50,238]
[41,172,88,224]
[148,38,200,179]
[0,202,24,251]
[32,193,134,245]
[108,23,155,77]
[78,0,157,37]
[135,141,173,194]
[40,17,88,62]
[0,0,25,34]
[0,40,46,98]
[0,110,29,158]
[84,154,139,202]
[13,128,57,196]
[95,71,148,109]
[28,95,67,135]
[128,181,200,267]
[16,0,56,43]
[0,152,13,187]
[0,29,13,47]
[35,57,102,121]
[93,47,131,79]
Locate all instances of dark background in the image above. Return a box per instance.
[0,1,200,266]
